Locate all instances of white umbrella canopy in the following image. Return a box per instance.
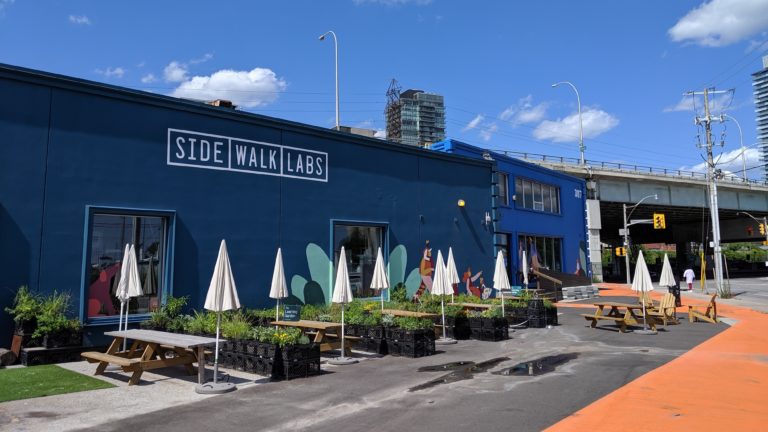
[203,239,241,389]
[431,251,451,296]
[631,250,656,334]
[492,250,511,315]
[522,250,529,287]
[329,246,357,364]
[369,247,389,312]
[430,251,456,344]
[269,248,289,322]
[631,250,654,293]
[116,244,143,350]
[115,244,131,347]
[659,253,676,287]
[446,248,460,302]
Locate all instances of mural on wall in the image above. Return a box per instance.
[576,240,588,277]
[289,241,490,305]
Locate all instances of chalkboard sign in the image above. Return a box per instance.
[283,305,301,321]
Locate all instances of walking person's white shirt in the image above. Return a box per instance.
[683,268,695,291]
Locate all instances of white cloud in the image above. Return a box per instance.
[680,147,762,178]
[669,0,768,47]
[479,123,498,142]
[499,95,548,126]
[141,73,157,84]
[462,114,484,132]
[190,53,214,64]
[95,67,125,79]
[746,33,768,52]
[533,107,619,143]
[171,68,287,108]
[163,61,189,83]
[663,93,734,113]
[68,15,91,25]
[353,0,432,5]
[374,129,386,139]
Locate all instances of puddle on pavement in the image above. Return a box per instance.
[492,353,579,377]
[25,412,59,418]
[418,361,476,372]
[410,357,512,392]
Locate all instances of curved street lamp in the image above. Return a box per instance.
[623,194,658,285]
[721,114,746,181]
[319,30,339,130]
[552,81,585,166]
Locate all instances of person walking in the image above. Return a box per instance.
[683,268,695,291]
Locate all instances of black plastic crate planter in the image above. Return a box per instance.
[505,307,529,327]
[386,340,402,356]
[469,317,509,341]
[444,316,471,340]
[364,325,384,339]
[42,330,83,349]
[401,328,433,342]
[255,342,279,359]
[358,337,386,355]
[545,307,558,326]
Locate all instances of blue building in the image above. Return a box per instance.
[0,64,499,347]
[432,140,590,288]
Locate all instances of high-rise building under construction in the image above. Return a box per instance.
[753,55,768,181]
[385,80,445,147]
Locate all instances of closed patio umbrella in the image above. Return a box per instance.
[659,253,676,288]
[522,250,529,289]
[631,250,657,335]
[196,239,240,394]
[329,246,358,365]
[369,247,389,312]
[432,250,457,345]
[269,248,289,323]
[493,250,511,316]
[446,247,460,303]
[116,244,143,351]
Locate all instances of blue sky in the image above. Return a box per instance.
[2,0,768,178]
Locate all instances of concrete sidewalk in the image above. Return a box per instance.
[548,283,768,431]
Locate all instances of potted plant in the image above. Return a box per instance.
[390,317,436,358]
[140,295,189,331]
[5,285,42,337]
[33,291,83,348]
[468,307,508,342]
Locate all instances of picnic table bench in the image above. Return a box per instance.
[81,329,220,385]
[271,320,356,355]
[581,302,660,333]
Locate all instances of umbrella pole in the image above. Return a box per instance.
[381,290,384,313]
[276,299,280,324]
[501,291,505,316]
[119,301,126,352]
[341,304,346,358]
[441,296,447,340]
[214,311,221,384]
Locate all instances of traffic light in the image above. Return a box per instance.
[653,213,666,229]
[760,223,765,236]
[615,247,626,257]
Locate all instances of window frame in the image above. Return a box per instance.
[514,176,561,215]
[329,219,389,302]
[497,172,510,207]
[80,206,176,327]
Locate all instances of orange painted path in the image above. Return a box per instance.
[547,283,768,431]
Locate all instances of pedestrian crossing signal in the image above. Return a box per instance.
[615,247,626,257]
[653,213,666,229]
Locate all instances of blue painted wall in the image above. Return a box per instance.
[432,140,589,284]
[0,64,495,347]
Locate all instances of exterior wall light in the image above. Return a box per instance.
[457,199,466,207]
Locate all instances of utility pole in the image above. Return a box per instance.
[685,87,730,294]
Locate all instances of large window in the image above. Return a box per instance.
[515,177,560,214]
[333,223,385,298]
[518,235,562,273]
[497,172,509,206]
[86,213,167,320]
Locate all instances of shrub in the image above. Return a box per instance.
[480,307,503,318]
[221,313,253,339]
[390,283,408,303]
[33,291,81,338]
[4,285,42,324]
[394,316,433,330]
[185,310,217,335]
[164,295,189,318]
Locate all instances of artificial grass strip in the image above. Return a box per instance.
[0,364,114,402]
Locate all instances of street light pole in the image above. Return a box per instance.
[319,30,339,130]
[622,194,658,285]
[552,81,585,166]
[721,114,746,181]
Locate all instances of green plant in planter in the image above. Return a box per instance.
[221,313,254,340]
[166,314,191,333]
[271,327,302,347]
[443,305,465,318]
[164,295,189,318]
[345,307,367,326]
[390,283,408,303]
[4,285,42,330]
[360,310,382,326]
[480,307,503,319]
[394,316,433,330]
[185,310,217,335]
[299,304,321,321]
[381,313,395,327]
[33,291,81,339]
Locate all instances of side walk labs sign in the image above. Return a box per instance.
[167,129,328,182]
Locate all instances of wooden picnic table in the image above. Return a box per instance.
[271,320,354,355]
[381,309,439,319]
[582,302,659,333]
[450,302,496,311]
[81,329,220,385]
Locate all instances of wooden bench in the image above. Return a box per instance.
[581,314,628,333]
[689,293,718,323]
[82,351,141,368]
